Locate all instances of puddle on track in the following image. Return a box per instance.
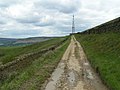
[45,61,65,90]
[68,71,76,85]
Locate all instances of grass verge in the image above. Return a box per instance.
[75,33,120,90]
[0,37,70,90]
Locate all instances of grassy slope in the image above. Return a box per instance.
[75,33,120,90]
[0,37,65,64]
[0,36,70,90]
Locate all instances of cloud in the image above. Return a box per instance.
[0,29,40,38]
[37,0,81,14]
[0,0,18,7]
[34,15,55,27]
[0,0,120,38]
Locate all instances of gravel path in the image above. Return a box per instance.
[44,35,108,90]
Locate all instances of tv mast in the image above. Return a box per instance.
[72,15,75,34]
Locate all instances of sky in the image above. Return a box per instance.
[0,0,120,38]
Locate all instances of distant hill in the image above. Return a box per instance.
[14,37,53,44]
[0,38,17,46]
[0,37,54,46]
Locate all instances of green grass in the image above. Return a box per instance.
[75,33,120,90]
[0,37,66,64]
[0,36,70,90]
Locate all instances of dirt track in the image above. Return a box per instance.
[44,36,108,90]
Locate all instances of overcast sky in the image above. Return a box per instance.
[0,0,120,38]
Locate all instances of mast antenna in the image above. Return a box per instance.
[72,15,75,34]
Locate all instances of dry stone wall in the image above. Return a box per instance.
[79,17,120,34]
[0,37,68,83]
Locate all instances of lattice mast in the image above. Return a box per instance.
[72,15,75,33]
